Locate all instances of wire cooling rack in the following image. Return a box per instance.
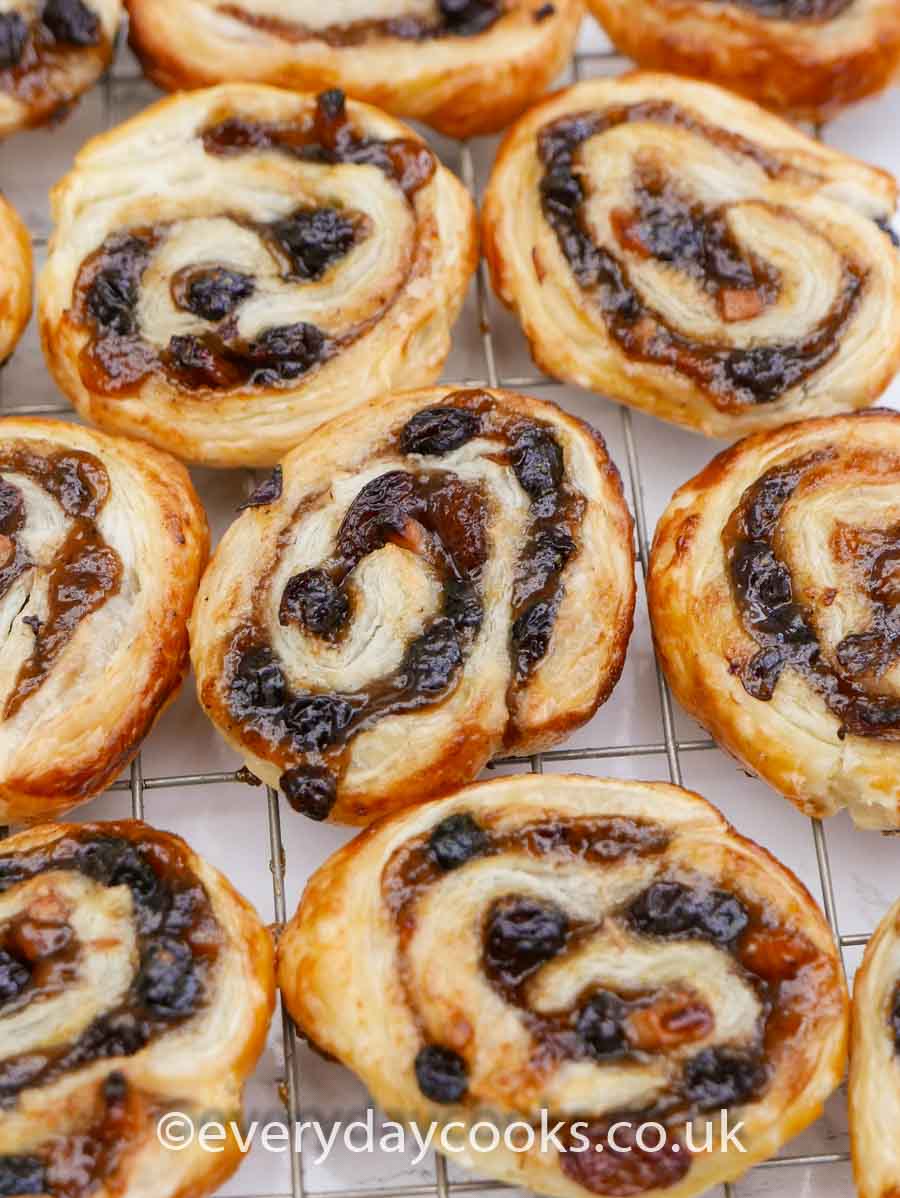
[2,17,898,1198]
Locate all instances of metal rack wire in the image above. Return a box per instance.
[0,31,871,1198]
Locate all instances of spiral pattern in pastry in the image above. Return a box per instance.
[586,0,900,122]
[0,820,275,1198]
[278,773,848,1198]
[123,0,584,140]
[0,195,31,366]
[483,74,900,440]
[39,84,477,468]
[0,0,121,138]
[649,410,900,829]
[850,897,900,1198]
[190,386,635,825]
[0,417,208,824]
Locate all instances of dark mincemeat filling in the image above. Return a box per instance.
[382,808,831,1194]
[225,390,585,820]
[0,828,218,1110]
[0,446,121,721]
[72,89,435,397]
[0,1069,152,1198]
[716,0,853,18]
[537,101,865,409]
[217,0,504,47]
[0,1,103,107]
[724,452,900,737]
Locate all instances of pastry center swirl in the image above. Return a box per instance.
[70,89,436,399]
[0,828,219,1109]
[224,390,586,820]
[724,450,900,737]
[537,101,866,410]
[0,445,122,721]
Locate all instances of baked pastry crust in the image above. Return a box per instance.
[850,897,900,1198]
[649,410,900,830]
[279,773,848,1198]
[483,73,900,439]
[587,0,900,123]
[0,0,122,138]
[0,819,275,1198]
[124,0,584,140]
[0,417,209,823]
[190,386,635,825]
[38,83,478,468]
[0,193,31,365]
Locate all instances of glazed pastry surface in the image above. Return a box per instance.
[587,0,900,122]
[279,773,848,1198]
[190,386,635,824]
[0,0,122,137]
[124,0,584,139]
[483,73,900,439]
[850,897,900,1198]
[0,194,31,365]
[39,84,477,467]
[0,417,208,823]
[0,820,275,1198]
[649,410,900,829]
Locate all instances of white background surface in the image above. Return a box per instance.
[2,13,900,1198]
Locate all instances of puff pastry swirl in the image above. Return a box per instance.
[587,0,900,123]
[0,195,31,366]
[0,820,275,1198]
[649,410,900,829]
[124,0,583,140]
[279,773,848,1198]
[0,0,122,138]
[0,417,208,824]
[39,84,477,467]
[483,74,900,439]
[850,897,900,1198]
[190,386,635,825]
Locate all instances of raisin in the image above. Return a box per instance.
[250,322,327,383]
[0,1157,46,1197]
[444,579,483,633]
[185,267,255,322]
[42,0,101,45]
[561,1122,689,1194]
[511,427,564,499]
[72,837,164,932]
[438,0,500,35]
[429,813,489,870]
[66,1012,150,1066]
[629,881,748,945]
[400,407,481,456]
[163,886,204,933]
[0,14,28,69]
[576,991,627,1058]
[87,269,138,336]
[238,466,283,511]
[405,620,462,694]
[512,600,556,676]
[414,1045,468,1102]
[270,207,358,281]
[876,217,900,248]
[280,570,350,636]
[0,951,29,1006]
[232,647,286,712]
[285,695,354,752]
[166,334,225,386]
[485,897,568,987]
[103,1070,128,1105]
[138,938,200,1018]
[890,983,900,1053]
[281,765,337,820]
[683,1048,765,1111]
